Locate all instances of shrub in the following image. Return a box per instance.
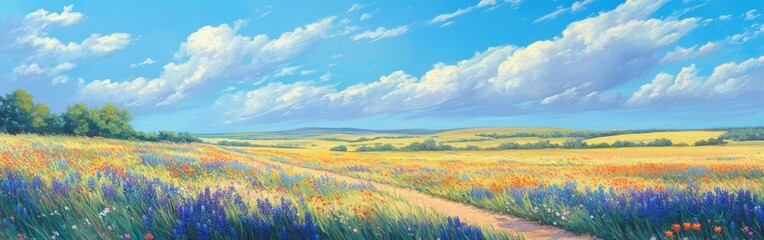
[330,145,348,151]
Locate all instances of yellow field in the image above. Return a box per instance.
[204,127,581,150]
[435,127,573,137]
[585,130,725,145]
[6,128,764,239]
[203,128,732,150]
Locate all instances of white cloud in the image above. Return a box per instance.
[718,14,732,20]
[79,17,336,108]
[571,0,595,12]
[628,56,764,105]
[660,42,718,64]
[535,0,595,23]
[274,65,302,78]
[320,73,334,82]
[130,58,156,68]
[215,0,698,123]
[300,69,317,76]
[430,7,474,24]
[347,3,365,13]
[360,13,373,21]
[218,86,236,94]
[745,9,760,21]
[534,7,569,23]
[477,0,498,8]
[4,5,131,82]
[728,23,764,44]
[428,0,514,25]
[351,26,409,41]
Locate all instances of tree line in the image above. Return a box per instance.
[694,137,727,146]
[0,89,201,143]
[217,140,301,149]
[476,129,670,139]
[331,138,675,152]
[721,128,764,141]
[478,127,764,142]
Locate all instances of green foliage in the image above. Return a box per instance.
[0,90,56,134]
[64,103,91,136]
[157,131,201,143]
[329,145,348,151]
[87,104,134,138]
[721,128,764,141]
[695,137,727,146]
[355,143,397,152]
[477,129,669,139]
[0,89,201,143]
[320,135,414,142]
[402,139,454,151]
[491,140,557,150]
[354,139,458,152]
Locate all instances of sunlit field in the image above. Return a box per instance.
[3,127,764,239]
[584,131,726,145]
[0,135,516,240]
[202,128,764,239]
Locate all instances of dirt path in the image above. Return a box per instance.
[258,155,596,240]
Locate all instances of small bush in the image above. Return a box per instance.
[330,145,348,151]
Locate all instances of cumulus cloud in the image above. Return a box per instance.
[215,0,699,124]
[3,5,131,82]
[728,23,764,44]
[79,17,336,108]
[628,56,764,106]
[351,26,408,41]
[660,42,718,64]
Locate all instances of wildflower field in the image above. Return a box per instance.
[0,135,516,240]
[3,127,764,239]
[204,128,764,239]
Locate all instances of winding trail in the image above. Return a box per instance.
[257,154,597,240]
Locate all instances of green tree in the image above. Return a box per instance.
[88,104,134,138]
[0,90,53,134]
[64,103,91,136]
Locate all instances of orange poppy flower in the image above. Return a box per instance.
[664,230,674,238]
[691,223,701,231]
[671,224,681,232]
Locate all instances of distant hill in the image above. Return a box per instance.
[197,127,450,140]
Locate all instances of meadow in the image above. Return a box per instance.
[2,127,764,239]
[0,135,516,240]
[203,128,764,239]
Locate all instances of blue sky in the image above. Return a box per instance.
[1,0,763,133]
